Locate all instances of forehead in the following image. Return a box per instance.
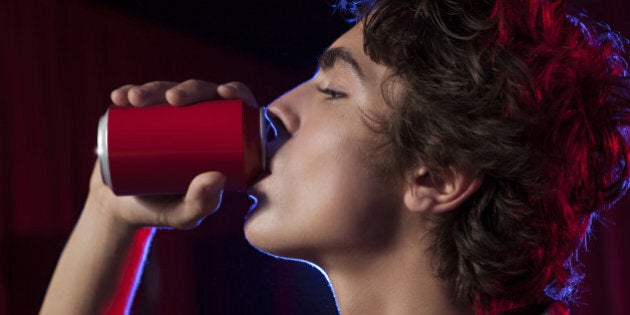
[330,23,364,51]
[327,24,390,84]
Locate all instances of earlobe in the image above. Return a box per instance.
[403,166,482,214]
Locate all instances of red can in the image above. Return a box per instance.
[97,100,266,195]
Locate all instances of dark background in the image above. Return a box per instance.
[0,0,628,314]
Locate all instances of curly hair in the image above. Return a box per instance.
[337,0,630,312]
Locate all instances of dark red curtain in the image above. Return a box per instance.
[0,0,627,314]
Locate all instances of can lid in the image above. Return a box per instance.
[97,110,112,189]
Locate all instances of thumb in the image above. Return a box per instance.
[173,171,226,230]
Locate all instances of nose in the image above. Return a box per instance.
[263,106,286,143]
[265,87,302,137]
[261,93,296,173]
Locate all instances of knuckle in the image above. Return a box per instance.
[182,79,204,89]
[116,84,136,91]
[157,211,170,228]
[177,203,206,228]
[143,81,174,91]
[143,80,161,87]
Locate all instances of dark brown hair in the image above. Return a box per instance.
[337,0,630,312]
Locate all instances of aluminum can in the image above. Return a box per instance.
[97,99,266,195]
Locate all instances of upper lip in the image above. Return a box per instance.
[251,161,271,186]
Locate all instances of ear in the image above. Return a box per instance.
[403,166,482,214]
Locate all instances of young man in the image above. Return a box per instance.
[40,0,629,314]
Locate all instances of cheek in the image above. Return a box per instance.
[246,121,401,257]
[285,123,368,210]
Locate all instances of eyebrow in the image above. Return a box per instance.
[318,47,365,79]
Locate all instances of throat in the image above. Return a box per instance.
[321,250,474,315]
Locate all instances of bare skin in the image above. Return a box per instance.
[39,80,252,315]
[40,25,480,315]
[245,24,479,315]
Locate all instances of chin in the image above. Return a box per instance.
[242,210,276,252]
[243,219,318,263]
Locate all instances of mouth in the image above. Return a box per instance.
[250,119,279,188]
[244,192,260,219]
[248,146,272,193]
[245,182,268,220]
[250,106,277,187]
[246,152,272,218]
[246,105,283,194]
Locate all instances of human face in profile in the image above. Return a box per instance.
[245,24,406,267]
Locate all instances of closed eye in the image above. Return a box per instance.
[316,86,346,100]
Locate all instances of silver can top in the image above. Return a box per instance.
[97,110,112,189]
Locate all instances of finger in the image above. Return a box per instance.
[167,171,226,229]
[110,84,137,106]
[165,79,219,106]
[128,81,179,107]
[217,81,258,108]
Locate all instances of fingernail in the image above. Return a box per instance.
[135,87,147,98]
[172,88,187,98]
[219,83,236,91]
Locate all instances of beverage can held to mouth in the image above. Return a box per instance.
[96,99,266,195]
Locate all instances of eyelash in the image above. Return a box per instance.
[316,86,346,100]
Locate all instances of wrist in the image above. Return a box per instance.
[83,194,140,238]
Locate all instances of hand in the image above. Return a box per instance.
[110,79,258,108]
[86,160,226,230]
[87,79,258,230]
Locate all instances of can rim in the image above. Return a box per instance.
[259,106,267,172]
[97,110,112,189]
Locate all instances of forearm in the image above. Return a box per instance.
[39,199,155,315]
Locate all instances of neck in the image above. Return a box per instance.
[320,234,474,315]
